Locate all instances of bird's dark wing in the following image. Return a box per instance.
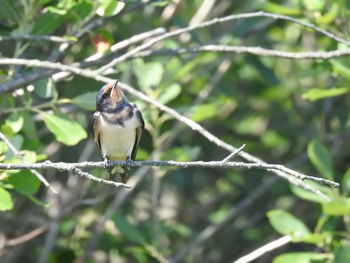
[91,111,102,155]
[131,107,145,160]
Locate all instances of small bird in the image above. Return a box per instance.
[91,80,144,183]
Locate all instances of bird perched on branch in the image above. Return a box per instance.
[91,80,144,183]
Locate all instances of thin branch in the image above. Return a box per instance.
[70,166,131,189]
[53,27,166,81]
[233,236,292,263]
[0,160,339,189]
[5,225,48,247]
[222,144,246,162]
[0,59,336,199]
[96,11,350,73]
[0,35,72,43]
[136,45,350,59]
[0,131,58,194]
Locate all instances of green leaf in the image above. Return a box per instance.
[158,83,182,104]
[322,197,350,216]
[302,87,350,101]
[5,112,24,133]
[291,182,331,204]
[263,2,301,15]
[41,110,87,145]
[334,241,350,263]
[133,60,164,92]
[6,135,23,159]
[31,9,65,35]
[7,170,41,196]
[302,0,325,11]
[331,60,350,81]
[307,139,333,180]
[341,169,350,195]
[267,210,310,240]
[190,104,217,122]
[34,78,55,98]
[316,4,339,25]
[112,214,146,244]
[22,112,37,137]
[0,187,13,211]
[273,252,330,263]
[96,0,125,17]
[0,0,20,23]
[71,92,96,111]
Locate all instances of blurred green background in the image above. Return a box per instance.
[0,0,350,262]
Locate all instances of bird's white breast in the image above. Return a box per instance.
[98,113,139,160]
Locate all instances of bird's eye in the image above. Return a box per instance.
[102,93,109,99]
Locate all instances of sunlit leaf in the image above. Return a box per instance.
[331,60,350,81]
[273,252,330,263]
[291,182,332,204]
[322,197,350,216]
[0,187,13,211]
[341,169,350,196]
[5,112,23,133]
[307,139,333,180]
[190,104,216,122]
[302,0,325,11]
[302,87,350,101]
[316,4,339,25]
[267,210,310,239]
[7,170,41,196]
[41,110,87,145]
[96,0,125,17]
[133,60,164,92]
[158,83,182,104]
[263,2,301,15]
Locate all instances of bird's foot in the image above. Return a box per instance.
[103,159,112,169]
[125,158,132,171]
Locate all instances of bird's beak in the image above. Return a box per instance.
[110,80,118,98]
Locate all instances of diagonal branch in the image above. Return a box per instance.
[233,235,292,263]
[0,131,58,194]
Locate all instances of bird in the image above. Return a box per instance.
[91,80,144,183]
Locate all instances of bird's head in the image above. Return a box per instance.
[96,80,125,112]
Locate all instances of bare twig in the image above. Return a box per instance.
[5,225,48,247]
[0,160,339,189]
[96,11,350,73]
[0,131,58,194]
[53,27,166,81]
[233,236,292,263]
[221,144,246,162]
[70,166,131,189]
[0,35,72,43]
[136,45,350,59]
